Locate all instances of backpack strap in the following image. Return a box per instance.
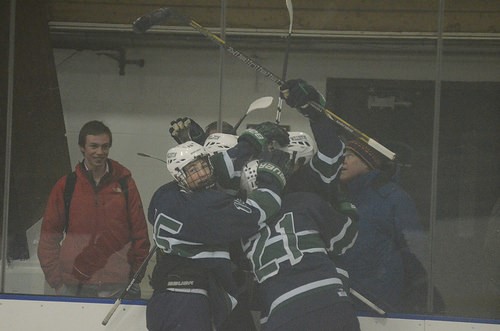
[63,172,130,234]
[63,171,77,234]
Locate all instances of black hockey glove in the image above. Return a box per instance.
[169,117,206,144]
[279,79,326,121]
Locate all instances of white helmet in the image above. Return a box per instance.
[166,141,213,190]
[240,159,260,193]
[279,131,316,166]
[203,133,238,155]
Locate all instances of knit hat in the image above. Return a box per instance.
[346,140,383,170]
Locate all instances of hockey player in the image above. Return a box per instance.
[207,79,360,330]
[278,79,344,198]
[254,79,359,329]
[216,79,358,260]
[161,80,359,329]
[278,79,360,283]
[146,137,291,331]
[239,160,361,330]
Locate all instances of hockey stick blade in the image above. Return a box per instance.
[133,7,171,33]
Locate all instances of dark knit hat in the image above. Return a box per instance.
[346,140,383,169]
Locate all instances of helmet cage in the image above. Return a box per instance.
[240,159,260,193]
[166,141,214,191]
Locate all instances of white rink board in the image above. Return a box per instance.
[0,298,147,331]
[425,319,500,331]
[359,316,424,331]
[0,297,499,331]
[359,316,500,331]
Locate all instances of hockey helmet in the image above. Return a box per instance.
[166,141,214,190]
[279,131,316,166]
[203,133,238,155]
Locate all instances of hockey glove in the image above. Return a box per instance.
[280,79,326,121]
[332,184,359,223]
[260,149,292,179]
[238,128,268,154]
[169,117,206,144]
[254,121,290,148]
[256,150,292,193]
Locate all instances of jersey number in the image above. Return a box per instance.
[250,212,303,283]
[154,213,183,252]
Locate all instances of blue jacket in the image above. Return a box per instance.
[337,170,424,309]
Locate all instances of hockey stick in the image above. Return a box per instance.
[137,152,167,164]
[102,246,157,326]
[276,0,294,124]
[132,8,396,161]
[233,96,274,133]
[350,288,387,316]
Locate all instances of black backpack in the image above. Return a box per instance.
[63,171,129,233]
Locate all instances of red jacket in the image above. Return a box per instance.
[38,159,150,289]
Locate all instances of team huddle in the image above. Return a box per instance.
[38,77,396,330]
[146,79,361,331]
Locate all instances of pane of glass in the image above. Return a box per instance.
[434,81,500,318]
[434,1,500,319]
[326,78,434,314]
[1,0,498,324]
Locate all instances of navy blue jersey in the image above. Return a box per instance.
[243,192,353,328]
[218,118,346,206]
[149,182,279,245]
[285,116,345,199]
[147,180,282,327]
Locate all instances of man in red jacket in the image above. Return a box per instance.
[38,120,150,298]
